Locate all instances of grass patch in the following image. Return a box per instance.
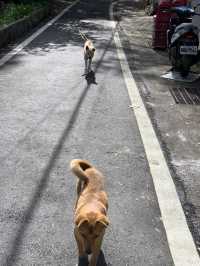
[0,0,48,27]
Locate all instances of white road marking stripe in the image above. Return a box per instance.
[110,5,200,266]
[0,0,80,67]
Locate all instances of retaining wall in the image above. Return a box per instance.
[0,6,50,49]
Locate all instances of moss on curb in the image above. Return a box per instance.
[0,6,50,48]
[0,1,48,28]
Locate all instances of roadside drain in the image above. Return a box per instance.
[170,87,200,104]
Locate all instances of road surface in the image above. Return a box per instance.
[0,0,198,265]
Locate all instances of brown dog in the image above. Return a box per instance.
[70,159,109,266]
[79,31,95,74]
[83,39,95,73]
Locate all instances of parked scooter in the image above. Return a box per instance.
[167,6,199,77]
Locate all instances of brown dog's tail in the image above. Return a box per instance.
[70,159,92,182]
[79,30,88,41]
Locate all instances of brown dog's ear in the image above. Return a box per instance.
[75,216,89,228]
[96,216,109,228]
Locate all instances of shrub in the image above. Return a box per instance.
[0,1,48,26]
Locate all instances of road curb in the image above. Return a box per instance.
[0,7,50,49]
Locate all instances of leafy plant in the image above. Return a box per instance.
[0,1,48,27]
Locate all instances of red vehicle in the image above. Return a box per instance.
[152,0,188,49]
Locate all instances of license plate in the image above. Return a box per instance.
[180,46,198,55]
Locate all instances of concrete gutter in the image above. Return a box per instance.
[0,7,50,49]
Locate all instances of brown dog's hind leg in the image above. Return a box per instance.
[88,58,92,72]
[75,180,82,209]
[84,57,88,74]
[77,179,82,196]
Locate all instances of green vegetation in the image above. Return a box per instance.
[0,0,48,27]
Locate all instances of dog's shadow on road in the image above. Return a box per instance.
[83,70,98,85]
[78,250,108,266]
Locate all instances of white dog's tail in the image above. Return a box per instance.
[79,30,88,41]
[70,159,92,182]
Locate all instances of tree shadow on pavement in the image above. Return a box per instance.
[0,18,122,78]
[0,0,112,68]
[3,21,118,266]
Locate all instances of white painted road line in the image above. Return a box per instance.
[0,0,80,67]
[110,5,200,266]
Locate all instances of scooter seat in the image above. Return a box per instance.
[171,23,199,44]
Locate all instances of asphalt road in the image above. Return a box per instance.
[0,0,178,265]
